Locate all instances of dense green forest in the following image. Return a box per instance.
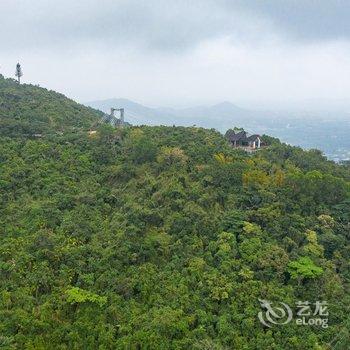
[0,75,349,349]
[0,75,102,138]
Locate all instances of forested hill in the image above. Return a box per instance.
[0,75,102,137]
[0,83,350,349]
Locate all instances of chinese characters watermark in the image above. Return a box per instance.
[258,299,329,328]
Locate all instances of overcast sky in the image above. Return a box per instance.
[1,0,350,109]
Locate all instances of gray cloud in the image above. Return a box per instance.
[227,0,350,42]
[0,1,219,52]
[2,0,349,55]
[1,0,350,108]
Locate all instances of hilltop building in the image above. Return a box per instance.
[225,129,263,151]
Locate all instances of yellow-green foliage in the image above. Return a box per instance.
[0,81,349,348]
[66,287,107,307]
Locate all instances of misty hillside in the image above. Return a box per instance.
[87,98,350,161]
[86,98,267,129]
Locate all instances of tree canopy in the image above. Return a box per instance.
[0,78,349,349]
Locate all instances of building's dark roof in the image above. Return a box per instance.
[246,134,260,142]
[226,129,261,143]
[225,129,236,140]
[227,130,247,141]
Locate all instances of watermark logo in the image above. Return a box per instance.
[258,299,328,328]
[258,299,293,327]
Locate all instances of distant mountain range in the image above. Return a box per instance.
[85,98,272,131]
[85,98,350,161]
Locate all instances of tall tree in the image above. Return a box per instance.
[15,63,23,83]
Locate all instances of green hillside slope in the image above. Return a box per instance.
[0,86,349,349]
[0,75,102,137]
